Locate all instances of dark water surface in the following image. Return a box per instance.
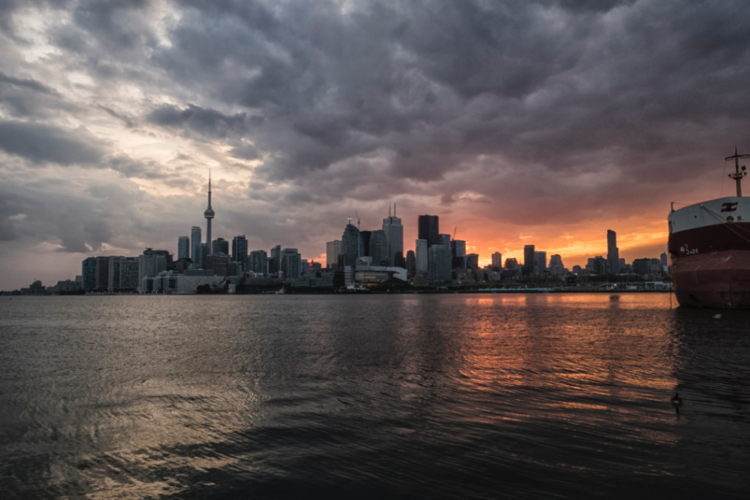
[1,293,749,499]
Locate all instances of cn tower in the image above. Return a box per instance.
[204,171,215,254]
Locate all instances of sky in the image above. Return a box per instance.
[2,0,750,290]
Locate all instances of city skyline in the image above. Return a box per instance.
[3,1,750,290]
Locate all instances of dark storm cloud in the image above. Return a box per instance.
[0,72,58,96]
[142,0,750,192]
[147,104,257,139]
[0,120,106,165]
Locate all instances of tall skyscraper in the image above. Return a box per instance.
[428,245,452,283]
[451,240,466,259]
[138,248,167,292]
[549,254,564,275]
[341,219,362,265]
[418,215,440,248]
[270,245,281,276]
[177,236,190,260]
[108,256,139,292]
[416,239,428,274]
[359,231,372,257]
[439,234,451,247]
[523,245,535,275]
[82,257,96,292]
[204,172,215,254]
[607,230,620,274]
[534,251,547,274]
[232,235,248,265]
[190,226,201,262]
[212,237,229,255]
[326,240,342,269]
[250,250,268,274]
[491,252,502,268]
[382,206,403,266]
[281,248,301,280]
[406,250,416,277]
[95,256,110,292]
[199,243,209,269]
[369,230,388,266]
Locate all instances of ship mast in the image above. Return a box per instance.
[726,146,749,197]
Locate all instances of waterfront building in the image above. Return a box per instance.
[206,253,231,276]
[145,271,226,294]
[108,256,139,292]
[416,239,428,274]
[191,226,201,262]
[232,235,248,265]
[523,245,535,275]
[607,230,620,274]
[82,257,96,292]
[491,252,502,268]
[54,279,82,294]
[138,248,167,292]
[326,240,342,269]
[418,215,440,248]
[95,256,110,292]
[428,244,452,283]
[660,252,668,267]
[382,207,403,267]
[250,250,268,274]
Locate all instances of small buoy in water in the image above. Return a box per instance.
[671,392,683,414]
[713,313,722,319]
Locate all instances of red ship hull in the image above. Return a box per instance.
[669,222,750,308]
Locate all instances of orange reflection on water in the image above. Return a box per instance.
[454,293,678,431]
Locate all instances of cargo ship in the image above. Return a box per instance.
[668,147,750,308]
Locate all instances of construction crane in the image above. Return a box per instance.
[453,227,458,240]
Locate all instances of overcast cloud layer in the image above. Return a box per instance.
[2,0,750,289]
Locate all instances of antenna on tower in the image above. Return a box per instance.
[394,203,397,217]
[388,205,391,218]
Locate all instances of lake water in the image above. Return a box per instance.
[0,293,748,499]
